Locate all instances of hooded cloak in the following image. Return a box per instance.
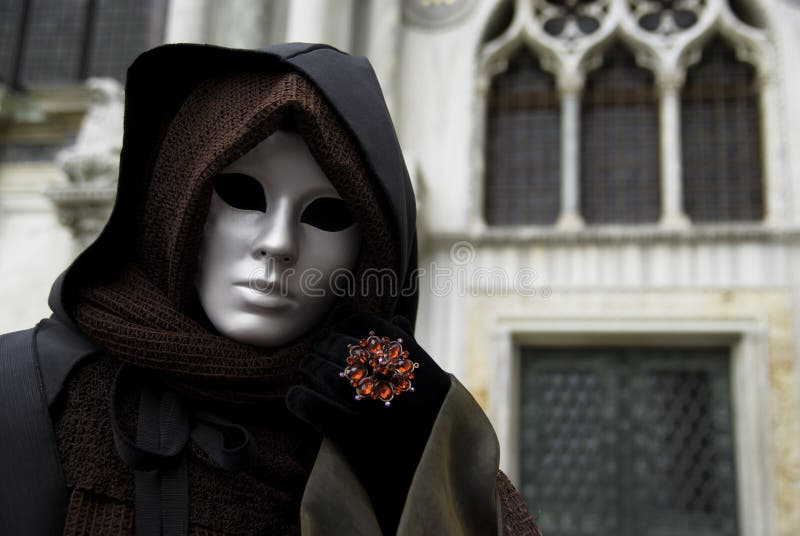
[54,62,403,533]
[0,43,538,535]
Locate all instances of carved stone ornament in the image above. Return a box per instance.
[403,0,478,28]
[533,0,611,42]
[630,0,706,35]
[46,78,123,248]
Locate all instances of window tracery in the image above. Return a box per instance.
[631,0,705,35]
[477,0,773,228]
[533,0,609,41]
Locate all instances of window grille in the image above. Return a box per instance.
[87,0,164,80]
[0,0,26,84]
[681,37,764,222]
[580,44,660,224]
[484,47,561,225]
[1,0,165,87]
[520,347,739,536]
[20,0,87,84]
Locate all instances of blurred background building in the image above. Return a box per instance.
[1,0,799,534]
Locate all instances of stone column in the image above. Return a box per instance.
[657,71,690,228]
[207,0,274,49]
[166,0,278,48]
[759,71,784,226]
[284,0,356,52]
[164,0,210,44]
[556,74,585,230]
[353,0,403,118]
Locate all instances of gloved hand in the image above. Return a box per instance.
[286,302,451,535]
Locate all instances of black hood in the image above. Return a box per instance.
[48,42,419,330]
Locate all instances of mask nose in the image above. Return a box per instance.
[251,200,298,268]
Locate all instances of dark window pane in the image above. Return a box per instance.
[20,0,88,84]
[520,347,739,536]
[520,352,620,534]
[681,37,763,222]
[4,0,165,86]
[580,43,660,224]
[485,47,560,225]
[630,355,739,535]
[88,0,165,81]
[0,0,26,83]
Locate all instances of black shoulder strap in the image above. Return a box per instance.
[0,316,101,533]
[0,323,68,534]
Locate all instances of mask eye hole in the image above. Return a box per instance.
[212,173,266,212]
[301,197,355,232]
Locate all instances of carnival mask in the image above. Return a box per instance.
[196,129,360,347]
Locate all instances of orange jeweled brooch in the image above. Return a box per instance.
[338,330,419,406]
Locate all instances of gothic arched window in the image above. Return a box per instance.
[681,37,764,222]
[580,43,660,224]
[484,47,561,225]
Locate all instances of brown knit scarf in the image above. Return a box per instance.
[54,69,399,535]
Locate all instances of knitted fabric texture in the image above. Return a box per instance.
[497,470,542,536]
[56,357,322,535]
[54,69,398,535]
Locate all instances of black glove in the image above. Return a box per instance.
[286,303,451,535]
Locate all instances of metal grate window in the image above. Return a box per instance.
[681,37,764,222]
[580,43,660,224]
[20,0,88,84]
[87,0,166,80]
[520,347,738,536]
[484,47,561,225]
[1,0,165,87]
[0,0,26,84]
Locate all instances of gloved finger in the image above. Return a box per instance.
[298,352,360,403]
[285,385,357,439]
[307,301,359,347]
